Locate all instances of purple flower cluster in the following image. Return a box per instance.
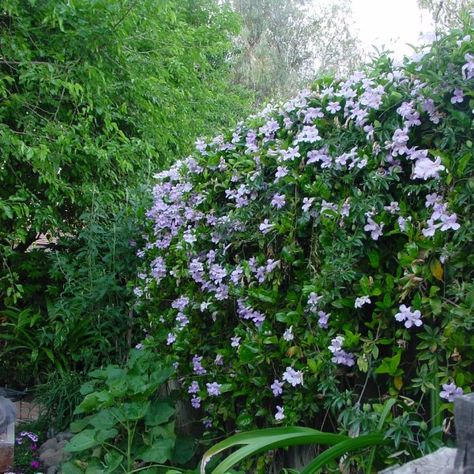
[271,193,286,209]
[364,215,384,240]
[206,382,222,396]
[192,354,206,375]
[328,336,355,367]
[275,405,285,421]
[282,326,294,341]
[188,380,200,393]
[317,311,330,328]
[440,382,463,402]
[226,183,252,208]
[462,53,474,80]
[354,296,371,308]
[237,299,265,326]
[422,193,460,237]
[259,219,274,234]
[17,431,39,444]
[282,366,304,386]
[307,292,322,311]
[394,304,423,328]
[151,256,166,282]
[271,379,284,396]
[16,431,41,470]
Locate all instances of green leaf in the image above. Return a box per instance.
[108,377,128,397]
[366,398,397,472]
[95,428,118,443]
[87,368,108,380]
[239,344,260,363]
[145,401,175,426]
[151,421,176,440]
[430,259,444,281]
[64,429,99,453]
[61,461,85,474]
[375,352,401,376]
[171,436,195,464]
[263,335,278,344]
[247,288,277,304]
[300,434,387,473]
[367,249,380,268]
[85,458,106,474]
[89,409,117,430]
[150,367,174,386]
[307,359,321,374]
[357,355,369,373]
[70,416,92,433]
[104,451,124,473]
[137,438,175,463]
[200,427,347,474]
[80,382,97,396]
[236,412,254,428]
[121,401,150,421]
[74,391,113,414]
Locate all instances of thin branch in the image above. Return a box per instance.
[111,0,140,31]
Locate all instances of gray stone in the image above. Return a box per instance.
[379,447,457,473]
[39,447,65,467]
[57,440,68,450]
[46,466,58,474]
[39,438,58,454]
[454,392,474,474]
[56,431,73,442]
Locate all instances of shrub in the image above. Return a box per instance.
[34,371,86,433]
[0,194,143,386]
[63,350,195,473]
[1,0,252,386]
[136,22,474,467]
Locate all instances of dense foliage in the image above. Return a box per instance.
[0,0,252,386]
[63,350,194,473]
[136,23,474,469]
[0,0,249,261]
[0,198,143,386]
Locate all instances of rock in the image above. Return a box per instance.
[46,467,58,474]
[58,440,72,461]
[56,431,73,442]
[39,447,65,467]
[57,440,68,450]
[380,447,457,473]
[39,438,58,454]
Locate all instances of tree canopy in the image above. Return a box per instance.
[0,0,251,304]
[228,0,361,102]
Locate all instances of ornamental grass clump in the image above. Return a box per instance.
[135,23,474,462]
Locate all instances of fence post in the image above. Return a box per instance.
[454,392,474,474]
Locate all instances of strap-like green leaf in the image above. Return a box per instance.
[200,427,347,474]
[300,434,387,474]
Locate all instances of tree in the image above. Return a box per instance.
[227,0,361,102]
[0,0,252,305]
[418,0,474,28]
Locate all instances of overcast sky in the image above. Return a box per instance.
[350,0,434,58]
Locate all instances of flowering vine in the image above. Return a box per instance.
[134,26,474,437]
